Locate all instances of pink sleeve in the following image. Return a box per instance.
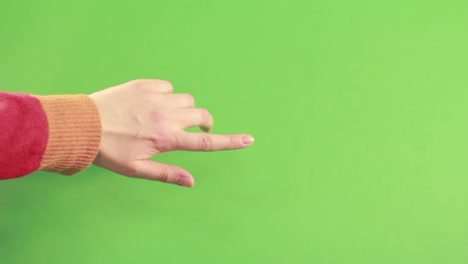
[0,91,49,179]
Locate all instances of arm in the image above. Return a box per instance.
[1,79,253,186]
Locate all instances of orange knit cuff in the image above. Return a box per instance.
[35,94,102,175]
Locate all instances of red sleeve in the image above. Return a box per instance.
[0,91,48,179]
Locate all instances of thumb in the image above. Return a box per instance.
[133,160,195,187]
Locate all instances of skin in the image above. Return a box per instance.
[89,79,254,187]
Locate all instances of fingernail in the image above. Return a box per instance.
[242,135,255,145]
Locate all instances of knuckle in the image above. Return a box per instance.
[200,135,213,151]
[157,169,171,183]
[128,79,174,93]
[229,135,238,149]
[184,93,195,106]
[157,80,173,90]
[129,79,151,93]
[129,79,147,86]
[150,110,169,123]
[199,108,211,123]
[143,97,156,107]
[149,131,174,152]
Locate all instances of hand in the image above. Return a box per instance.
[89,79,254,187]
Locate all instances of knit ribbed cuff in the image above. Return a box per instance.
[36,94,102,175]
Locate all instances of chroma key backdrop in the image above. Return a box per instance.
[1,0,468,263]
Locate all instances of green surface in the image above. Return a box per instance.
[1,0,468,263]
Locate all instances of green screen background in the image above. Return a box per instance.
[1,0,468,263]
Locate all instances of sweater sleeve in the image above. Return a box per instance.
[35,94,101,175]
[0,92,101,179]
[0,92,49,179]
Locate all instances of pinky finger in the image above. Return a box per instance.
[132,160,195,187]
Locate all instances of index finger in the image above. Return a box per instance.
[175,132,254,152]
